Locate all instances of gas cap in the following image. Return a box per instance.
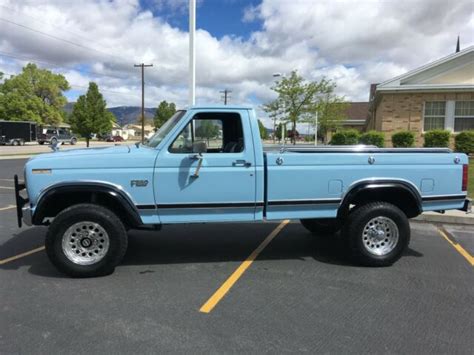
[276,157,284,165]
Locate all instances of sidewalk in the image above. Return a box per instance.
[415,210,473,225]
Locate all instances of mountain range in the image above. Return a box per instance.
[64,103,156,126]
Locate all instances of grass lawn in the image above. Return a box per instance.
[469,159,473,198]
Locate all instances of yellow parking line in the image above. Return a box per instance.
[0,186,14,190]
[0,205,16,211]
[0,246,45,265]
[437,228,474,266]
[199,220,289,314]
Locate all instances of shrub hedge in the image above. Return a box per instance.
[391,131,415,148]
[423,130,450,148]
[359,130,385,148]
[454,131,474,154]
[329,129,360,145]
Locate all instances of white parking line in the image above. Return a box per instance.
[0,205,15,211]
[0,179,14,182]
[0,186,14,190]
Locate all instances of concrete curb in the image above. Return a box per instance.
[414,213,474,225]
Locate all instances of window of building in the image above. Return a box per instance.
[423,101,446,131]
[454,101,474,132]
[169,112,244,153]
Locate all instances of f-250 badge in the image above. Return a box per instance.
[130,180,148,187]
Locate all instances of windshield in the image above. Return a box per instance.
[143,110,187,148]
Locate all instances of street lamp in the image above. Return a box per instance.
[272,73,286,145]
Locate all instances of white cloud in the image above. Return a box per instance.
[0,0,472,126]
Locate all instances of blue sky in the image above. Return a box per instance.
[140,0,262,39]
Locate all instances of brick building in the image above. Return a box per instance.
[366,46,474,146]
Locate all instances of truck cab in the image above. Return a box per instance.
[14,105,471,277]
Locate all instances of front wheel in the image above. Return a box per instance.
[45,204,128,277]
[342,202,410,266]
[70,137,77,145]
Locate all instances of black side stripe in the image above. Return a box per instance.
[422,195,467,202]
[136,202,264,210]
[268,199,341,206]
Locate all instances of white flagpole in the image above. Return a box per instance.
[189,0,196,106]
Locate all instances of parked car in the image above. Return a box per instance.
[0,120,37,145]
[14,105,471,277]
[106,135,124,142]
[37,127,77,145]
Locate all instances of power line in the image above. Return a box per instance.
[134,63,153,142]
[0,71,141,99]
[0,50,133,82]
[0,17,126,64]
[220,89,232,105]
[0,4,109,50]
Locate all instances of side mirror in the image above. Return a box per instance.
[192,141,207,154]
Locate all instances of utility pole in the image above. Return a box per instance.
[189,0,196,106]
[134,63,153,143]
[220,89,232,105]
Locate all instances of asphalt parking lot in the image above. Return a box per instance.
[0,158,473,354]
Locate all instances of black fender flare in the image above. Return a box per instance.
[337,180,423,219]
[32,182,143,226]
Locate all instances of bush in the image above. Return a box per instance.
[359,130,385,147]
[392,131,415,148]
[454,131,474,154]
[423,130,450,148]
[330,129,360,145]
[304,135,313,142]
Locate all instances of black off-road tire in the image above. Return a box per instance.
[300,218,340,235]
[45,204,128,277]
[342,202,410,266]
[50,137,58,145]
[38,141,45,145]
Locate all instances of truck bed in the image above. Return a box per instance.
[263,145,467,220]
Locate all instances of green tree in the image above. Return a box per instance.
[195,120,220,145]
[70,82,114,147]
[153,100,176,128]
[265,70,346,144]
[258,119,268,140]
[0,63,69,124]
[311,95,349,143]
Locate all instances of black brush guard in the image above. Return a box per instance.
[14,174,29,228]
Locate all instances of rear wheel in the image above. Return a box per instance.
[12,140,20,146]
[342,202,410,266]
[38,141,45,145]
[45,204,128,277]
[50,137,58,145]
[70,137,77,145]
[300,218,340,235]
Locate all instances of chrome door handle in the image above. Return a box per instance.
[233,160,251,167]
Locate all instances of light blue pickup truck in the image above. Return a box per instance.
[15,105,471,277]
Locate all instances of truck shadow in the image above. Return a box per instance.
[0,223,423,279]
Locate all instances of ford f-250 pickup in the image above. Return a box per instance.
[14,105,471,277]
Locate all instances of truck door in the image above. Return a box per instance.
[154,110,257,223]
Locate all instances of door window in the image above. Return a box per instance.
[169,112,244,153]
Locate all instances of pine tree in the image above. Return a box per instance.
[70,82,114,147]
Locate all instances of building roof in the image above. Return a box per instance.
[344,102,369,120]
[376,45,474,93]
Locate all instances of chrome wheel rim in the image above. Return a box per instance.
[62,221,110,265]
[362,216,399,256]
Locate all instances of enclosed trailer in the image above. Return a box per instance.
[0,120,38,145]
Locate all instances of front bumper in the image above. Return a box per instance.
[458,198,472,214]
[14,174,31,227]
